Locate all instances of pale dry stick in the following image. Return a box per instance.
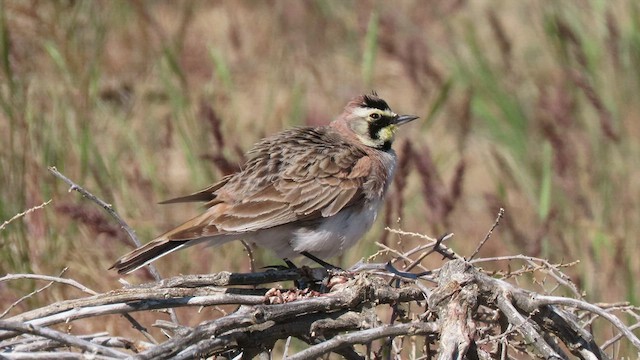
[499,335,508,360]
[373,233,457,287]
[346,262,434,283]
[524,259,582,299]
[470,255,579,274]
[402,232,456,274]
[368,228,438,261]
[384,227,438,243]
[0,200,52,231]
[381,228,458,272]
[282,336,293,359]
[284,322,439,360]
[397,242,438,258]
[47,166,174,336]
[579,312,600,329]
[0,273,98,295]
[601,319,640,350]
[240,240,256,273]
[470,254,582,298]
[5,331,150,353]
[391,337,403,359]
[143,267,328,289]
[593,302,634,310]
[374,242,431,274]
[495,294,565,359]
[475,311,536,346]
[578,303,638,329]
[531,295,640,351]
[368,238,436,270]
[48,167,141,250]
[468,207,504,260]
[376,229,456,261]
[1,351,115,359]
[0,268,69,318]
[0,271,120,337]
[1,289,266,334]
[0,321,128,358]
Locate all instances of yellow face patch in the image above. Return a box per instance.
[377,124,398,142]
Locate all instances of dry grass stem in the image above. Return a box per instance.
[0,200,52,232]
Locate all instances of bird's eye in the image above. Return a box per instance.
[370,113,381,120]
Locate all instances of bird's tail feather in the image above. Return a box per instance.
[109,239,189,275]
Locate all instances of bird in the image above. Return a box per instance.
[110,93,418,274]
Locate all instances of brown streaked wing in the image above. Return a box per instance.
[165,127,373,236]
[210,176,367,233]
[215,149,370,232]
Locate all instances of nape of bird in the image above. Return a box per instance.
[110,93,418,274]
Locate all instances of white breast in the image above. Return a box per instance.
[287,198,382,259]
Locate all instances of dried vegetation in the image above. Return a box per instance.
[2,1,640,358]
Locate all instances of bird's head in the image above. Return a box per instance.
[334,93,419,151]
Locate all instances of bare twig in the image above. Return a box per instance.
[601,321,640,350]
[0,272,157,344]
[531,295,640,350]
[0,200,52,231]
[48,167,141,250]
[374,242,432,274]
[0,321,128,358]
[241,240,257,273]
[0,351,116,359]
[1,268,69,318]
[469,254,582,298]
[5,332,152,353]
[0,273,97,296]
[284,322,438,360]
[468,208,504,260]
[495,295,566,359]
[0,287,266,338]
[48,166,179,326]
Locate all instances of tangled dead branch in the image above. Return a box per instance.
[2,254,639,359]
[2,170,639,359]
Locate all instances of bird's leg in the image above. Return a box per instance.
[281,258,317,290]
[301,251,343,270]
[266,255,339,291]
[261,258,298,271]
[284,259,298,269]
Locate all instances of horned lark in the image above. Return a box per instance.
[111,94,418,274]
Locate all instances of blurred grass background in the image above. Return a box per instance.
[1,0,639,352]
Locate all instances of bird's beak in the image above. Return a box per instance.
[394,114,419,126]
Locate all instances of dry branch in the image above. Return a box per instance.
[2,254,638,359]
